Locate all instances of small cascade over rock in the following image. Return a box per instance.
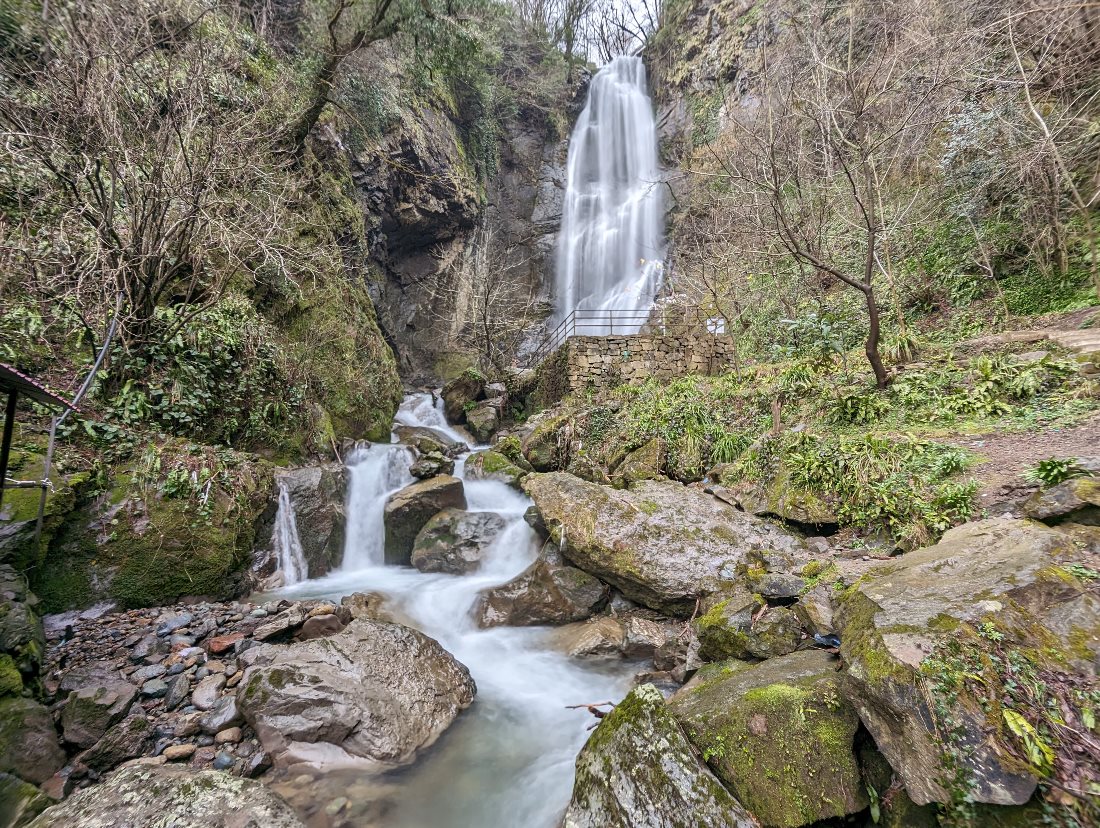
[273,479,309,585]
[342,443,415,571]
[555,56,664,328]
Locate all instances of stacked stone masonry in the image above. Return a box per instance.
[559,334,738,392]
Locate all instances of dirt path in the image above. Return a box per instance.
[943,413,1100,512]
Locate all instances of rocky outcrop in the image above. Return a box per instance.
[669,651,866,827]
[26,764,304,828]
[411,509,507,574]
[255,465,348,579]
[563,684,759,828]
[237,619,475,770]
[474,554,606,627]
[835,518,1099,806]
[523,473,807,615]
[383,476,467,566]
[410,452,455,480]
[0,564,45,696]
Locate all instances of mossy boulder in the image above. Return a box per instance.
[0,565,45,693]
[669,650,866,827]
[1024,476,1100,525]
[523,473,807,616]
[562,684,758,828]
[611,439,665,488]
[0,771,54,828]
[520,411,574,472]
[694,591,803,662]
[60,679,138,749]
[441,370,485,423]
[723,461,838,527]
[464,449,529,489]
[382,476,466,566]
[835,517,1100,807]
[0,696,65,785]
[31,451,275,612]
[465,400,501,444]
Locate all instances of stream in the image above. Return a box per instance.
[264,392,637,827]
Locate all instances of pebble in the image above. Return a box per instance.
[132,664,167,683]
[162,744,196,761]
[215,727,242,744]
[197,735,215,747]
[156,613,193,637]
[141,678,168,698]
[212,751,235,770]
[324,797,349,817]
[249,608,268,617]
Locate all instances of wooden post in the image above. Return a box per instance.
[0,390,18,514]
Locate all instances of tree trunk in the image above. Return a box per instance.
[863,284,887,389]
[289,52,342,157]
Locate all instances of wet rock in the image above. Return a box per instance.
[474,557,606,627]
[524,474,807,615]
[253,607,307,642]
[465,401,501,444]
[60,680,138,748]
[1024,476,1100,525]
[155,613,192,637]
[25,764,304,828]
[464,450,530,489]
[610,439,665,488]
[0,696,66,784]
[550,617,626,658]
[411,509,507,575]
[562,684,757,828]
[340,592,395,623]
[383,476,467,566]
[670,651,866,826]
[409,451,455,480]
[237,619,475,770]
[78,715,152,773]
[835,518,1099,806]
[393,426,464,458]
[268,465,349,577]
[441,372,485,422]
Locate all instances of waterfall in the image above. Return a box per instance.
[555,56,664,331]
[341,443,415,571]
[273,480,308,585]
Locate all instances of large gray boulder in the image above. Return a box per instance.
[523,473,807,615]
[669,651,866,827]
[0,696,65,785]
[60,679,137,749]
[237,618,475,770]
[411,509,507,575]
[26,764,304,828]
[465,400,501,444]
[835,518,1100,807]
[562,684,759,828]
[441,372,485,422]
[1023,476,1100,524]
[474,556,606,627]
[383,476,466,566]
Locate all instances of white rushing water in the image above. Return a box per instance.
[555,55,664,331]
[272,393,636,827]
[273,479,309,585]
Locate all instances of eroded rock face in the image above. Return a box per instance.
[26,764,304,828]
[562,684,759,828]
[383,476,466,566]
[237,619,475,770]
[474,557,606,627]
[523,473,807,615]
[411,509,507,575]
[835,518,1100,806]
[669,651,866,827]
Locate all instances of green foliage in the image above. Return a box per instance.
[828,388,890,426]
[1022,457,1083,489]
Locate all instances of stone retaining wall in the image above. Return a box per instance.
[555,334,738,393]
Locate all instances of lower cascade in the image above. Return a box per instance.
[273,479,309,586]
[269,393,635,826]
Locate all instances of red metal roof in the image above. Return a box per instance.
[0,363,75,410]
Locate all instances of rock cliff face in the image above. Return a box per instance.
[339,47,584,380]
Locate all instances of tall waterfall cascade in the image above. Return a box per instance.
[555,56,664,330]
[272,479,309,585]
